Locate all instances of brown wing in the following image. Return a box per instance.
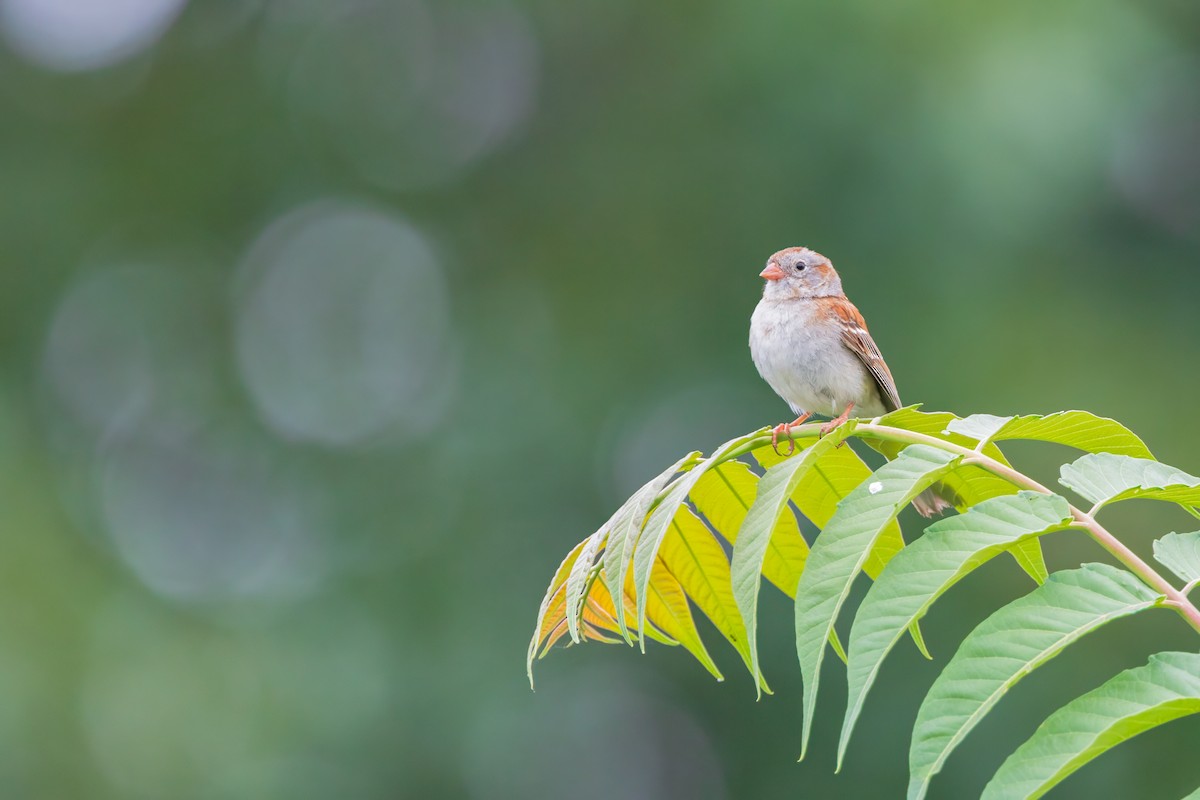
[827,298,903,412]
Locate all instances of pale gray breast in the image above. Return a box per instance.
[749,297,884,418]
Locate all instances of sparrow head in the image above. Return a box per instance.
[759,247,843,300]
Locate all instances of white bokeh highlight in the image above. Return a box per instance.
[98,435,329,604]
[261,0,537,190]
[42,264,221,440]
[235,200,452,447]
[0,0,188,71]
[42,262,336,607]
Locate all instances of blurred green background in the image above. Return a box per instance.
[1,0,1199,797]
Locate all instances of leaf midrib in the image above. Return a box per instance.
[915,601,1160,795]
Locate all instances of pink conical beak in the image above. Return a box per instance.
[760,263,786,281]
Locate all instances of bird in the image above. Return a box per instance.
[749,245,952,517]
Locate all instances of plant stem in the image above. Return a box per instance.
[867,424,1200,634]
[717,421,1200,636]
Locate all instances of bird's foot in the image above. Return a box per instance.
[818,419,842,438]
[771,412,812,456]
[771,423,795,456]
[819,403,856,443]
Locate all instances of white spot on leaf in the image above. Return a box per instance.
[868,481,883,495]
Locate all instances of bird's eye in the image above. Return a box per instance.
[794,262,806,271]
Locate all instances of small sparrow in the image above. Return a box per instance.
[749,246,951,517]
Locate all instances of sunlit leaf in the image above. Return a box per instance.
[1008,537,1049,585]
[873,407,1002,462]
[870,407,1020,511]
[794,444,961,757]
[731,430,849,697]
[908,564,1163,800]
[539,570,679,659]
[603,453,701,643]
[839,492,1074,765]
[786,442,902,581]
[1059,453,1200,516]
[633,433,763,650]
[752,436,817,470]
[691,460,809,598]
[564,520,613,645]
[946,411,1153,457]
[782,441,933,652]
[660,506,764,687]
[982,651,1200,800]
[1153,531,1200,584]
[528,538,588,687]
[536,586,569,657]
[530,408,1200,795]
[944,413,1014,444]
[636,558,724,681]
[587,575,676,646]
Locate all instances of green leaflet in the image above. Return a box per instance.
[794,444,962,758]
[527,538,589,688]
[982,651,1200,800]
[1059,453,1200,516]
[839,492,1074,766]
[858,409,1047,584]
[731,430,850,698]
[751,436,817,470]
[639,557,724,681]
[784,442,904,581]
[869,407,1023,517]
[564,508,623,645]
[780,440,929,658]
[633,432,763,651]
[942,413,1014,444]
[873,407,1010,468]
[1153,531,1200,584]
[937,410,1149,585]
[946,410,1153,457]
[603,452,701,644]
[908,563,1163,800]
[660,506,764,688]
[690,460,809,599]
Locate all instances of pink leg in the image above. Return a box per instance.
[771,412,812,456]
[820,402,856,439]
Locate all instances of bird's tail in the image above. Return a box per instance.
[911,482,958,518]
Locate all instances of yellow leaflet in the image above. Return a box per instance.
[530,538,588,652]
[863,526,906,579]
[582,625,623,644]
[583,592,621,634]
[582,597,624,643]
[626,556,724,680]
[588,575,677,646]
[659,506,763,685]
[536,586,569,656]
[750,437,818,470]
[791,445,901,580]
[692,461,809,598]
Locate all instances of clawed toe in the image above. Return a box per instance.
[817,403,856,442]
[771,423,795,456]
[769,412,812,456]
